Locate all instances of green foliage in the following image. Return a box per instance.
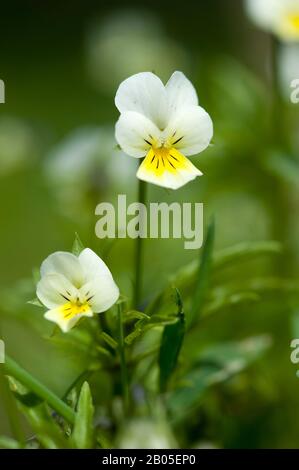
[72,232,85,256]
[159,289,185,392]
[71,382,95,449]
[0,436,22,449]
[189,218,215,327]
[168,336,271,422]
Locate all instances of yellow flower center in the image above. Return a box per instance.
[142,146,189,177]
[60,301,90,320]
[287,12,299,30]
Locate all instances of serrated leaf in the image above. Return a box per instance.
[159,289,185,392]
[188,218,215,327]
[71,382,94,449]
[72,232,85,256]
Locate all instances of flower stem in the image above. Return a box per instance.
[4,355,75,425]
[133,179,147,309]
[117,303,129,410]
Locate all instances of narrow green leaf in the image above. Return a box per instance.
[213,240,282,270]
[188,218,215,327]
[171,240,281,290]
[101,332,118,350]
[72,232,85,256]
[124,310,150,322]
[27,298,44,308]
[20,403,69,449]
[72,382,94,449]
[125,325,144,345]
[159,289,185,392]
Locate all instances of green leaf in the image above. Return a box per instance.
[19,403,69,449]
[188,218,215,327]
[202,291,260,319]
[0,436,21,449]
[168,335,271,421]
[124,310,150,322]
[27,298,44,308]
[213,240,282,270]
[71,382,94,449]
[125,325,144,345]
[159,289,185,392]
[101,332,118,350]
[171,240,281,290]
[72,232,85,256]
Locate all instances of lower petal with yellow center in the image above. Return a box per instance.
[44,301,93,333]
[137,146,202,190]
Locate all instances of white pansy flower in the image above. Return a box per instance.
[245,0,299,42]
[36,248,119,333]
[115,71,213,190]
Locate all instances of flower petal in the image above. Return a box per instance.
[165,71,198,114]
[40,251,84,288]
[137,147,202,190]
[44,305,93,333]
[115,111,160,158]
[115,72,168,128]
[165,105,213,156]
[78,248,115,280]
[80,276,119,313]
[37,273,78,309]
[245,0,281,30]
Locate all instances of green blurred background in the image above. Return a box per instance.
[0,0,299,448]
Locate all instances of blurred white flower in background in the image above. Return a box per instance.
[0,117,39,176]
[278,43,299,99]
[117,418,177,449]
[86,9,190,94]
[245,0,299,41]
[37,248,119,332]
[44,126,136,216]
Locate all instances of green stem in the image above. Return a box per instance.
[133,179,147,308]
[4,356,75,425]
[117,303,129,410]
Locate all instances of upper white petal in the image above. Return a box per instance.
[115,111,160,158]
[80,277,119,313]
[165,71,198,115]
[115,72,168,129]
[78,248,114,282]
[245,0,282,30]
[40,251,84,288]
[37,273,78,309]
[166,105,213,156]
